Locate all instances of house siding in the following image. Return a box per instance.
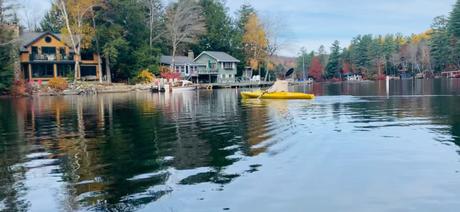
[194,53,237,83]
[20,33,100,81]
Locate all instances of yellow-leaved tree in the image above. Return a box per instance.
[243,13,268,75]
[56,0,99,82]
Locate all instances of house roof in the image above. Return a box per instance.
[19,32,73,52]
[160,55,195,65]
[195,51,240,63]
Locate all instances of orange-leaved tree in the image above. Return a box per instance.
[55,0,100,82]
[243,13,267,75]
[309,57,324,81]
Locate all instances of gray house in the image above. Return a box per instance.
[194,51,240,83]
[160,51,202,78]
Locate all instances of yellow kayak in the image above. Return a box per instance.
[241,91,315,99]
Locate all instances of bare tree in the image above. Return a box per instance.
[164,0,205,70]
[18,0,41,31]
[140,0,164,48]
[262,14,285,81]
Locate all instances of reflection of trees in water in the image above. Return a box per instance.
[0,90,275,211]
[0,99,29,212]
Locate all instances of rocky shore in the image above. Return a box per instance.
[31,82,156,96]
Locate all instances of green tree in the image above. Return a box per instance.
[449,0,460,38]
[430,16,450,72]
[234,3,256,75]
[296,47,313,80]
[93,0,161,82]
[325,40,341,78]
[40,4,64,33]
[0,0,18,93]
[192,0,234,53]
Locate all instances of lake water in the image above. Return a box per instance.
[2,79,460,212]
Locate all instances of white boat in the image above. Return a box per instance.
[164,84,197,92]
[172,86,197,92]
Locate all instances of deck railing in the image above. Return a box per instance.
[30,54,74,61]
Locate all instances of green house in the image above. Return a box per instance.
[193,51,240,83]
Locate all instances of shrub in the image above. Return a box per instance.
[160,72,181,80]
[136,70,156,83]
[10,80,27,96]
[48,77,69,91]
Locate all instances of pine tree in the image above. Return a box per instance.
[40,4,64,33]
[325,40,341,79]
[430,16,451,72]
[0,0,17,93]
[193,0,234,53]
[449,0,460,38]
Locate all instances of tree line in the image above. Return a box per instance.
[39,0,280,83]
[297,0,460,81]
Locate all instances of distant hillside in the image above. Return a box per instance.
[271,55,297,68]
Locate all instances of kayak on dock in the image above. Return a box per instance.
[240,91,315,100]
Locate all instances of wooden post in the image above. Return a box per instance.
[53,64,58,78]
[28,64,32,81]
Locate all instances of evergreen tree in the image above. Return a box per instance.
[40,4,64,33]
[0,0,17,93]
[234,3,256,74]
[325,40,341,78]
[193,0,234,53]
[449,0,460,38]
[296,47,313,80]
[430,16,451,72]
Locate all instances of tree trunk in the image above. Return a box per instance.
[97,55,103,83]
[172,45,176,73]
[264,62,269,81]
[74,57,80,82]
[106,56,111,83]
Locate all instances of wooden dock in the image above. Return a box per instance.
[198,81,273,89]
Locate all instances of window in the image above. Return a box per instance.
[58,64,72,77]
[32,64,54,78]
[80,66,96,77]
[44,36,52,43]
[81,52,94,61]
[223,62,233,70]
[208,60,217,69]
[42,47,56,54]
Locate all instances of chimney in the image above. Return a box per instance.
[188,50,194,60]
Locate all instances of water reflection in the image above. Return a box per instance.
[1,79,460,211]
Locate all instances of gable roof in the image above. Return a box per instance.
[19,32,72,52]
[160,55,195,65]
[194,51,240,63]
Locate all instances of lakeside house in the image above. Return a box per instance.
[160,51,203,79]
[19,32,100,81]
[161,51,240,83]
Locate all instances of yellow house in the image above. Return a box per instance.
[19,32,100,81]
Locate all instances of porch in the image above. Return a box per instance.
[21,62,100,81]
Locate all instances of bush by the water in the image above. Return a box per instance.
[136,70,156,83]
[10,80,27,96]
[48,77,69,91]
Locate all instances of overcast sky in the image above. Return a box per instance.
[25,0,456,56]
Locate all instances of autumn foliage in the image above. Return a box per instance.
[48,77,69,91]
[342,62,351,74]
[309,57,324,81]
[160,72,181,80]
[136,70,156,83]
[243,14,267,70]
